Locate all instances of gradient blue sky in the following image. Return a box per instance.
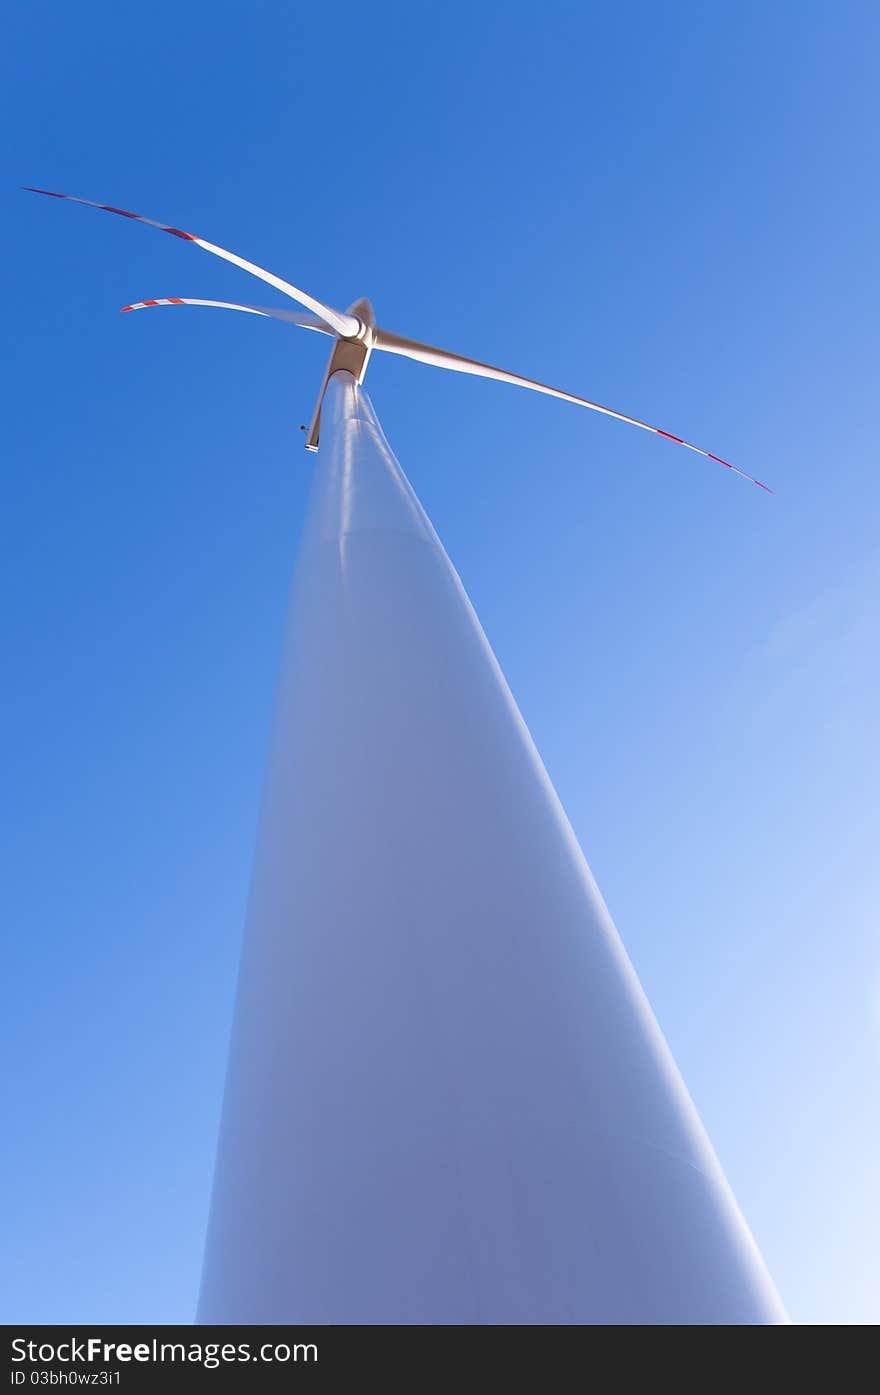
[3,2,878,1325]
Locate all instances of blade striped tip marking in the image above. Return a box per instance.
[657,428,772,492]
[707,452,773,493]
[23,187,197,240]
[121,298,188,311]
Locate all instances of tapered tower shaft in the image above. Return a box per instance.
[198,372,785,1324]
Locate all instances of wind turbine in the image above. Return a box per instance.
[25,187,785,1325]
[23,186,770,487]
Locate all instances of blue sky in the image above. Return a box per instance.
[3,1,878,1324]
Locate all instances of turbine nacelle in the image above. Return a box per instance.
[22,188,773,492]
[345,297,377,346]
[303,296,377,451]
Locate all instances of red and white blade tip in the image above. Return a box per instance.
[654,429,772,493]
[22,186,196,239]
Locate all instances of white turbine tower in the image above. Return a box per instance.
[26,188,785,1324]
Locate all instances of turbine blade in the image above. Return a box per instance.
[374,328,772,492]
[23,187,357,338]
[120,298,332,333]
